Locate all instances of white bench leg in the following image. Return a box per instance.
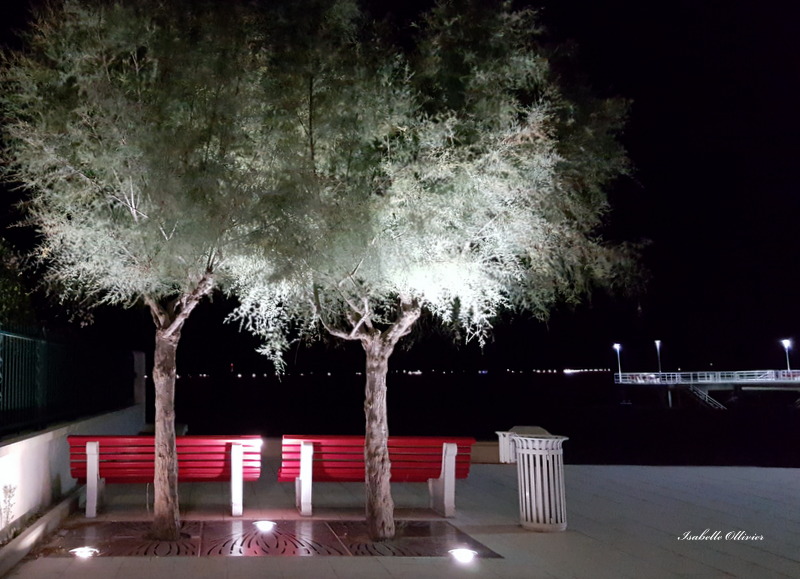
[296,440,313,516]
[85,441,103,518]
[231,443,243,517]
[429,443,457,517]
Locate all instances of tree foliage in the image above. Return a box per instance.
[230,0,633,362]
[1,0,276,306]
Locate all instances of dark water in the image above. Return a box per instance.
[156,371,800,467]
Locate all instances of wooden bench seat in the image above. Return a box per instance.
[278,435,476,516]
[68,435,263,517]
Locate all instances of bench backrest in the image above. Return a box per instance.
[68,435,263,483]
[278,435,476,483]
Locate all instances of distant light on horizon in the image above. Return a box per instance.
[172,367,613,380]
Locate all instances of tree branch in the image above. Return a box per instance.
[159,222,177,241]
[312,285,362,341]
[347,309,371,339]
[143,270,216,339]
[381,294,421,347]
[144,294,169,329]
[337,286,366,321]
[166,270,216,337]
[361,297,375,331]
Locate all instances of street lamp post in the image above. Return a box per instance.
[655,339,671,408]
[655,340,662,373]
[781,339,792,371]
[613,343,622,379]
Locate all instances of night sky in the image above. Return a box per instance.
[2,0,799,376]
[537,0,800,372]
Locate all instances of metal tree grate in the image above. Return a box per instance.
[36,519,501,558]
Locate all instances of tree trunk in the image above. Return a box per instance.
[316,293,420,542]
[362,337,395,541]
[359,296,421,541]
[143,274,214,541]
[148,327,182,540]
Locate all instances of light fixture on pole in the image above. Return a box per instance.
[781,339,792,371]
[655,340,662,373]
[613,343,622,378]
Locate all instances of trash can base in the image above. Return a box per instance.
[520,521,567,532]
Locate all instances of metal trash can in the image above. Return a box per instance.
[496,426,552,463]
[513,434,568,531]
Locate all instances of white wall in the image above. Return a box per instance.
[0,404,146,536]
[0,352,146,538]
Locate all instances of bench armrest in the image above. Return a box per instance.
[231,443,243,516]
[296,440,314,516]
[428,442,457,517]
[85,441,104,518]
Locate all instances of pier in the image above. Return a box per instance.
[613,370,800,409]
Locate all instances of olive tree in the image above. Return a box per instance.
[230,0,633,540]
[1,0,282,539]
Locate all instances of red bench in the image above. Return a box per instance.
[278,435,476,516]
[68,435,263,517]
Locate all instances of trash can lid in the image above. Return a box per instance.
[510,426,551,435]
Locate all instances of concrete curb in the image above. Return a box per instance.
[0,488,81,577]
[471,441,500,464]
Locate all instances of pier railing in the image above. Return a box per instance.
[614,370,800,385]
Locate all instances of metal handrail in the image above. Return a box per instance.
[687,385,727,410]
[614,370,800,385]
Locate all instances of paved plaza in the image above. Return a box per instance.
[5,453,800,578]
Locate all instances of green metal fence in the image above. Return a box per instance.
[0,329,133,438]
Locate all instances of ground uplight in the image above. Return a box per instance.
[69,546,100,558]
[448,548,478,563]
